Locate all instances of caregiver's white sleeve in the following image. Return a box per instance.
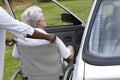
[0,7,34,39]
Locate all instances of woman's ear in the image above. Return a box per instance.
[37,20,41,25]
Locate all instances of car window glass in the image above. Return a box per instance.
[89,0,120,57]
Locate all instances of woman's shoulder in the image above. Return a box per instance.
[35,28,47,34]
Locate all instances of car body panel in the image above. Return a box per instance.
[73,0,120,80]
[72,0,97,79]
[85,64,120,80]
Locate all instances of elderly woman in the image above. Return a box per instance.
[12,6,74,61]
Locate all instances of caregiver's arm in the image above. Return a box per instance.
[27,29,56,42]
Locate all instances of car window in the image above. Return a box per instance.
[89,0,120,57]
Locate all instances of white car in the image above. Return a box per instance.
[72,0,120,80]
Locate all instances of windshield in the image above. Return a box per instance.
[89,0,120,57]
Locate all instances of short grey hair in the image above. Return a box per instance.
[21,6,43,28]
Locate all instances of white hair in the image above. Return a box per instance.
[21,6,43,28]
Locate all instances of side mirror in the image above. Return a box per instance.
[61,13,82,25]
